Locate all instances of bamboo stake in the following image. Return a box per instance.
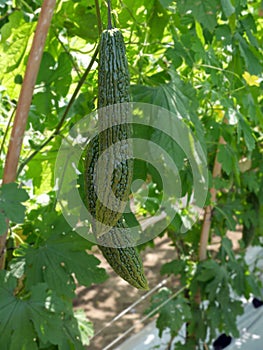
[0,0,56,269]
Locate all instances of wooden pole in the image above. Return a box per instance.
[0,0,56,269]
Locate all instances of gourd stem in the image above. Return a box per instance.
[107,0,113,29]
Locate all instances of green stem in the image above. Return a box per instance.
[17,45,100,177]
[0,107,16,158]
[107,0,113,29]
[95,0,103,34]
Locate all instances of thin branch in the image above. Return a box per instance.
[0,0,57,270]
[17,44,100,176]
[66,43,97,55]
[0,107,16,157]
[199,135,226,261]
[53,29,81,78]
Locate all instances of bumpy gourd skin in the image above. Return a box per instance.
[84,136,148,290]
[84,28,148,290]
[96,28,133,231]
[98,28,130,107]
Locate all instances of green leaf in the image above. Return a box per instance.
[28,285,67,346]
[156,297,189,337]
[0,273,58,349]
[0,12,35,99]
[56,2,98,42]
[217,144,236,175]
[74,309,94,346]
[13,225,107,297]
[220,0,235,17]
[132,159,148,189]
[145,288,191,337]
[237,34,262,75]
[160,259,185,276]
[131,72,198,123]
[0,211,7,235]
[223,300,243,337]
[53,53,72,97]
[221,237,235,261]
[178,0,220,31]
[196,260,220,283]
[215,25,232,45]
[36,52,56,85]
[165,47,183,69]
[238,117,255,151]
[147,0,169,40]
[1,182,28,202]
[0,183,29,223]
[36,52,72,98]
[0,271,87,349]
[242,171,260,193]
[158,0,174,8]
[32,91,53,115]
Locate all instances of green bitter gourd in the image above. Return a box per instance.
[84,15,148,289]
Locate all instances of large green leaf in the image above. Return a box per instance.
[0,183,29,235]
[145,288,191,337]
[236,33,262,74]
[238,115,256,151]
[11,225,107,297]
[0,272,62,349]
[55,1,98,42]
[0,271,92,349]
[147,0,169,40]
[217,144,238,175]
[220,0,235,17]
[131,72,198,122]
[177,0,220,31]
[0,11,35,98]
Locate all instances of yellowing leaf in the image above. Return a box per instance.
[242,71,260,87]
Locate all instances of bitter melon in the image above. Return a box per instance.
[84,136,148,290]
[83,14,148,289]
[95,27,133,233]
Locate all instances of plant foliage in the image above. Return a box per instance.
[0,0,262,348]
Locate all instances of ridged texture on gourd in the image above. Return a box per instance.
[98,28,130,106]
[95,28,133,232]
[84,136,148,290]
[84,27,148,289]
